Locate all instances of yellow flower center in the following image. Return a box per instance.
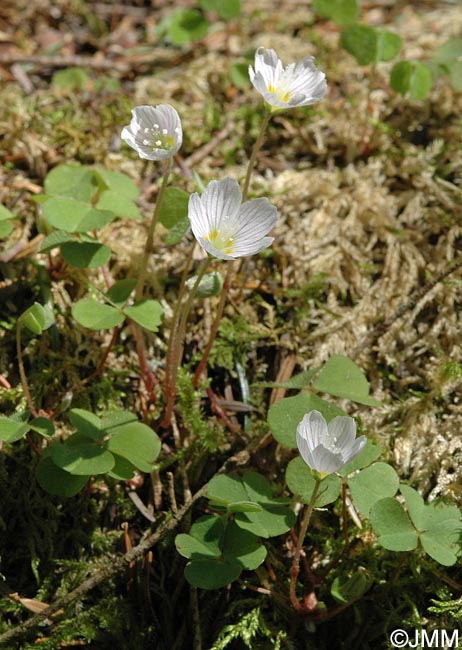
[205,228,234,255]
[267,84,291,103]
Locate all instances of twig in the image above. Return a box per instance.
[0,441,256,645]
[0,482,208,646]
[190,587,203,650]
[0,53,129,72]
[16,322,38,418]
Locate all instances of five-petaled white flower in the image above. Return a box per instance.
[249,46,327,111]
[188,178,278,260]
[296,410,366,476]
[121,104,182,160]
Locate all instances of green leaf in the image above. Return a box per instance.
[92,167,139,199]
[226,501,263,513]
[61,241,111,268]
[106,422,161,472]
[0,221,13,238]
[0,417,29,443]
[72,299,125,330]
[107,455,137,480]
[400,484,462,566]
[96,190,141,220]
[164,216,190,245]
[105,279,137,307]
[338,440,383,476]
[341,25,377,65]
[370,498,417,552]
[449,61,462,92]
[42,197,114,233]
[432,38,462,64]
[176,516,225,560]
[29,417,54,437]
[69,408,103,441]
[184,559,241,589]
[50,436,115,475]
[240,471,276,503]
[168,9,208,46]
[408,62,433,100]
[123,300,163,332]
[158,187,189,228]
[286,456,342,506]
[235,505,296,539]
[313,355,381,406]
[199,0,241,20]
[0,204,13,220]
[267,392,345,449]
[222,521,266,570]
[331,569,373,604]
[100,410,138,431]
[208,471,279,507]
[230,62,250,88]
[391,61,433,100]
[20,302,54,334]
[376,29,402,62]
[390,60,412,94]
[207,472,295,537]
[36,455,89,496]
[313,0,358,25]
[39,230,75,252]
[0,205,14,238]
[44,164,95,202]
[348,462,399,516]
[52,67,88,91]
[207,473,249,505]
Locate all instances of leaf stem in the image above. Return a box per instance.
[162,254,211,427]
[289,479,321,611]
[191,111,272,390]
[135,157,172,302]
[192,261,233,388]
[16,322,38,417]
[242,110,271,201]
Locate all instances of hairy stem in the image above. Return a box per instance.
[242,110,271,201]
[193,261,233,388]
[289,480,321,611]
[135,158,172,302]
[16,322,38,417]
[162,256,211,427]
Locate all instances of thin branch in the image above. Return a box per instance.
[16,322,38,418]
[0,443,256,645]
[0,53,129,72]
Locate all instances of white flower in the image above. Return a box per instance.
[188,178,278,261]
[296,410,366,475]
[249,46,327,111]
[121,104,182,160]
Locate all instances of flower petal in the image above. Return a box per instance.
[253,47,283,88]
[327,416,357,455]
[200,178,242,232]
[188,192,211,239]
[296,427,318,470]
[311,445,345,474]
[296,410,328,453]
[343,435,367,465]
